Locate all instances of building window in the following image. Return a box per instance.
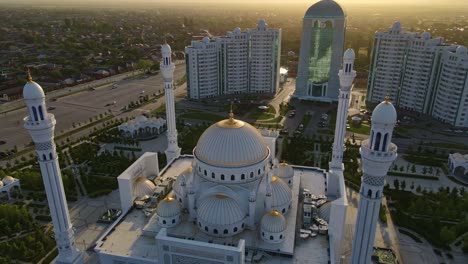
[212,172,215,179]
[214,229,218,234]
[242,223,245,228]
[241,174,245,180]
[262,232,264,237]
[250,172,254,178]
[231,175,235,181]
[280,234,283,239]
[270,236,274,240]
[258,169,261,175]
[205,226,209,232]
[172,219,175,224]
[224,229,228,234]
[163,220,166,224]
[234,227,238,232]
[38,106,44,120]
[221,174,225,180]
[204,170,207,176]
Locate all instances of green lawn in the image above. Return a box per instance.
[426,142,468,150]
[348,124,371,135]
[179,112,225,122]
[151,104,166,115]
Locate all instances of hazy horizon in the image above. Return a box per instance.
[1,0,467,7]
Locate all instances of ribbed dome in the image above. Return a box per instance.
[132,177,156,199]
[156,197,181,218]
[304,0,345,18]
[23,81,45,100]
[195,118,269,167]
[2,176,15,185]
[161,44,172,56]
[344,48,355,60]
[372,100,397,125]
[261,210,286,233]
[197,194,245,227]
[271,177,292,208]
[276,163,294,180]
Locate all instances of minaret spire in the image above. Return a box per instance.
[161,43,181,163]
[327,48,356,196]
[351,100,398,264]
[22,79,83,263]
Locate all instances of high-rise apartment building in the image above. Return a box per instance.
[185,20,281,99]
[367,22,468,128]
[294,0,346,102]
[367,22,418,103]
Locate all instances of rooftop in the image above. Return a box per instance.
[95,156,331,263]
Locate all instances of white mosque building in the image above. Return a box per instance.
[20,18,398,264]
[118,116,166,139]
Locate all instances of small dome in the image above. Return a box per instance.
[202,36,210,43]
[372,100,397,125]
[136,116,148,123]
[276,162,294,180]
[304,0,345,18]
[271,176,292,209]
[392,21,401,31]
[23,81,45,100]
[132,177,156,199]
[456,46,467,55]
[344,48,355,60]
[156,197,181,218]
[2,176,15,185]
[261,210,286,233]
[161,44,172,56]
[195,117,269,167]
[422,32,431,40]
[197,194,245,227]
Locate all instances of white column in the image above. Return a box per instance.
[248,191,256,230]
[328,49,356,197]
[23,76,83,263]
[161,44,181,163]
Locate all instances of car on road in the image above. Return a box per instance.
[105,101,117,107]
[280,129,289,135]
[140,90,145,94]
[111,84,118,89]
[288,112,296,118]
[89,87,96,91]
[299,124,304,130]
[47,106,56,111]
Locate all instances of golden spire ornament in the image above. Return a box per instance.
[27,68,33,82]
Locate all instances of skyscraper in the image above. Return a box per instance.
[351,98,398,264]
[295,0,346,102]
[185,20,281,99]
[23,72,83,264]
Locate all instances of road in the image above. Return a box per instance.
[0,63,186,154]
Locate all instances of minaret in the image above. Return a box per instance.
[327,49,357,197]
[351,98,398,264]
[161,44,181,163]
[22,71,83,264]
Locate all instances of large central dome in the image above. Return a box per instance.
[304,0,345,18]
[194,116,269,167]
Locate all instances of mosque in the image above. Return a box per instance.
[21,1,399,264]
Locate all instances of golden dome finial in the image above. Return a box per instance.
[229,101,234,121]
[384,93,390,104]
[26,68,32,82]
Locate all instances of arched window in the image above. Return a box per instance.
[382,133,388,151]
[198,222,201,227]
[262,232,265,237]
[280,234,283,239]
[38,105,44,120]
[205,226,208,232]
[367,189,372,198]
[221,174,225,180]
[270,236,274,240]
[231,175,235,181]
[370,131,374,147]
[233,227,238,232]
[376,191,380,198]
[374,132,381,151]
[241,174,245,180]
[199,167,201,172]
[282,208,285,213]
[224,229,228,234]
[241,223,245,228]
[212,172,215,179]
[163,220,166,224]
[204,170,207,176]
[49,153,53,160]
[179,198,182,203]
[32,106,38,121]
[214,229,218,234]
[250,172,254,178]
[172,219,175,224]
[42,154,46,161]
[258,169,261,175]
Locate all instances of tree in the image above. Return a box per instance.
[416,185,422,193]
[410,181,415,190]
[393,164,398,171]
[440,226,456,244]
[137,59,153,73]
[401,180,406,190]
[422,167,427,175]
[399,166,404,172]
[394,179,400,190]
[411,164,416,174]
